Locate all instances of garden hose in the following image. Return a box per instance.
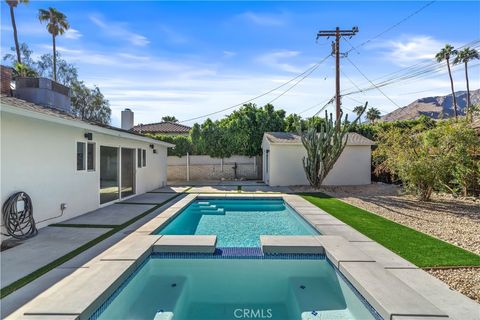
[2,192,38,240]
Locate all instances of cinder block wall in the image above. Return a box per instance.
[167,155,262,181]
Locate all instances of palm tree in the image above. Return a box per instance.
[38,7,69,82]
[366,107,381,124]
[353,105,365,124]
[6,0,29,64]
[454,47,479,119]
[161,116,179,122]
[13,62,38,77]
[435,44,458,120]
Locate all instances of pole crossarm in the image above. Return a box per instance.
[316,26,359,121]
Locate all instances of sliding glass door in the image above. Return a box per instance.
[121,148,136,198]
[100,146,119,204]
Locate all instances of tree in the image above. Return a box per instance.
[3,42,35,69]
[36,52,78,86]
[301,103,367,188]
[71,81,111,125]
[38,7,69,82]
[161,116,178,122]
[5,0,29,64]
[353,105,365,124]
[436,44,458,120]
[13,62,37,77]
[366,107,381,123]
[454,47,479,120]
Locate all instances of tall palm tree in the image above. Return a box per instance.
[435,44,458,120]
[353,105,365,124]
[38,7,69,82]
[6,0,29,64]
[454,47,479,119]
[366,107,381,124]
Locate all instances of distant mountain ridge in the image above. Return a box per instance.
[381,89,480,121]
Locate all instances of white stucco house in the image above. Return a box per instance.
[262,132,374,186]
[0,68,173,233]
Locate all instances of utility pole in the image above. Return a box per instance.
[316,27,359,121]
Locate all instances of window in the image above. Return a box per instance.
[87,143,95,171]
[142,149,146,167]
[77,142,85,170]
[137,148,142,168]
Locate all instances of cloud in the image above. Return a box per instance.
[257,50,307,73]
[223,50,236,58]
[380,36,455,66]
[89,14,149,46]
[237,11,287,27]
[64,28,82,40]
[158,26,189,44]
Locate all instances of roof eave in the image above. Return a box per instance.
[1,103,175,148]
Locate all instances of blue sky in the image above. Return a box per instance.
[1,1,479,126]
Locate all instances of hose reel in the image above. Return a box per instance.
[2,192,38,240]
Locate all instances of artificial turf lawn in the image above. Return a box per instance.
[302,193,480,268]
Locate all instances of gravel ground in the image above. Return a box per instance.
[292,183,480,302]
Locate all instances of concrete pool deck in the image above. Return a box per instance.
[4,193,479,320]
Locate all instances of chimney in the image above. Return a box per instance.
[121,108,134,130]
[1,65,13,95]
[14,77,71,113]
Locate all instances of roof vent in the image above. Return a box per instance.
[14,77,71,113]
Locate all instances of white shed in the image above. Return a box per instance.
[261,132,374,186]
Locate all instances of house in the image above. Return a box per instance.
[0,66,174,233]
[261,132,374,186]
[130,120,191,136]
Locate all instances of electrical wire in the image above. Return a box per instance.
[345,56,401,108]
[179,55,331,124]
[344,1,437,55]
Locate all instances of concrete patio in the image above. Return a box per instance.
[0,187,184,318]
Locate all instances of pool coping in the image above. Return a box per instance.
[6,193,478,320]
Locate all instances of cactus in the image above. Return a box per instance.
[301,103,367,188]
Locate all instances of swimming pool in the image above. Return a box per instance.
[155,199,319,247]
[91,254,379,320]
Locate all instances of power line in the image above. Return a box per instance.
[345,55,401,108]
[179,55,330,124]
[267,55,330,104]
[344,1,436,55]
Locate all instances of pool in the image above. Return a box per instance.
[91,254,379,320]
[155,199,319,247]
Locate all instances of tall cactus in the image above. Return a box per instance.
[301,103,367,188]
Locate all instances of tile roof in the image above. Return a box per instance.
[264,132,375,146]
[0,94,174,146]
[131,121,191,134]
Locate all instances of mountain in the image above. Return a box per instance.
[381,89,480,121]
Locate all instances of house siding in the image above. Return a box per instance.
[1,112,168,233]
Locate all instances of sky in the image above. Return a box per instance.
[1,1,479,127]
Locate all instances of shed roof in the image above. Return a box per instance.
[0,94,175,147]
[264,132,375,146]
[131,121,191,134]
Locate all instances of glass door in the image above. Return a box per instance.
[100,146,119,204]
[121,148,136,198]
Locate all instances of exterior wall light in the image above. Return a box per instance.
[84,132,93,140]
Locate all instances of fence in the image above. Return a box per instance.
[167,155,262,181]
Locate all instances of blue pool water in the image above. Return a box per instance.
[92,255,378,320]
[156,199,319,247]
